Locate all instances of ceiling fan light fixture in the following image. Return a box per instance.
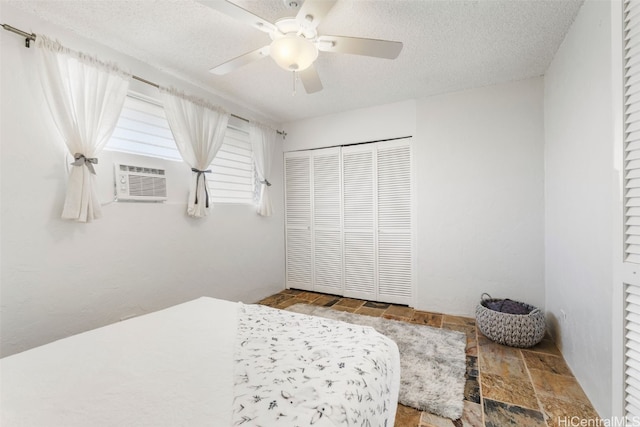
[270,34,318,71]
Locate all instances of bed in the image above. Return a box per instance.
[0,297,401,426]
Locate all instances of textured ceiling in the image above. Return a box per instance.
[4,0,583,123]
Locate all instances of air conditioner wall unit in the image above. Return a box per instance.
[114,163,168,202]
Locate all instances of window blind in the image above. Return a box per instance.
[108,94,181,161]
[106,93,255,204]
[207,126,255,204]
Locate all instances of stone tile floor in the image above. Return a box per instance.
[257,289,600,427]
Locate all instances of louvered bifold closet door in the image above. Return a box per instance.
[626,285,640,417]
[626,0,640,264]
[342,144,377,300]
[377,140,413,305]
[313,148,343,295]
[625,0,640,420]
[284,152,313,291]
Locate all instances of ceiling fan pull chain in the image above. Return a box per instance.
[292,70,297,96]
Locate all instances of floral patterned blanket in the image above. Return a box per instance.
[232,304,400,426]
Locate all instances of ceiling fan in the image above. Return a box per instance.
[199,0,403,94]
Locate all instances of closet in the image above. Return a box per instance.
[284,139,413,305]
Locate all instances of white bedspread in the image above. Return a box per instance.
[1,297,237,426]
[232,304,400,426]
[1,297,400,426]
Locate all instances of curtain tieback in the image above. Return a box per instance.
[192,168,212,208]
[71,153,98,174]
[260,179,272,187]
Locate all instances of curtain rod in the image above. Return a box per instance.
[1,23,287,139]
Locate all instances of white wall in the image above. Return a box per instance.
[283,99,417,152]
[544,0,613,417]
[283,78,545,316]
[0,5,285,357]
[416,78,545,316]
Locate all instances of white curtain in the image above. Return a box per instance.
[160,88,229,218]
[36,35,131,222]
[249,122,278,216]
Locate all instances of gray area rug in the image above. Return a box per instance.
[286,303,467,420]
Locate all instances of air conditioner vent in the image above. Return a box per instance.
[119,164,165,175]
[115,163,167,202]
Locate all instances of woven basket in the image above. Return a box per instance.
[475,293,546,348]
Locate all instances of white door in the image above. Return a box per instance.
[341,139,414,304]
[623,0,640,419]
[342,144,377,300]
[377,140,413,305]
[312,147,343,295]
[285,140,414,304]
[284,151,312,291]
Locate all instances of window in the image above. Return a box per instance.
[107,93,181,161]
[207,126,256,204]
[105,92,256,204]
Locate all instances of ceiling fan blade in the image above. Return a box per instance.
[299,65,323,94]
[209,46,270,75]
[317,35,403,59]
[296,0,337,29]
[197,0,276,33]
